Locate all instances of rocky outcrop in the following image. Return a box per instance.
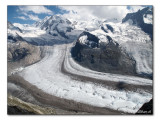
[9,48,29,61]
[71,31,99,61]
[7,41,42,75]
[101,24,114,33]
[7,34,24,43]
[8,105,35,115]
[122,7,153,40]
[8,41,41,63]
[71,32,136,75]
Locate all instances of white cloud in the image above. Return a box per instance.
[15,6,146,23]
[16,16,27,20]
[128,6,145,13]
[15,14,41,21]
[19,6,53,15]
[28,14,41,21]
[59,6,128,21]
[59,6,145,21]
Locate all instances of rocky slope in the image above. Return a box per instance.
[122,7,153,40]
[7,7,153,115]
[71,31,136,75]
[7,22,42,75]
[7,41,42,76]
[71,7,153,79]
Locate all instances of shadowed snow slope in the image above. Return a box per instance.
[19,44,152,113]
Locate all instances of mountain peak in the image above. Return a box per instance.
[122,7,153,39]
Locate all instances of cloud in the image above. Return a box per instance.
[128,6,145,13]
[15,6,52,22]
[59,6,145,21]
[28,14,41,21]
[15,14,41,21]
[16,16,27,20]
[59,6,129,21]
[18,6,53,15]
[14,6,146,23]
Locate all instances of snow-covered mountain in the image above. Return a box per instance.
[33,15,82,42]
[7,22,24,42]
[7,7,153,114]
[8,7,153,78]
[71,7,153,78]
[8,16,82,45]
[8,22,22,33]
[122,7,153,39]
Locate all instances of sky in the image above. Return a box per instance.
[7,5,151,24]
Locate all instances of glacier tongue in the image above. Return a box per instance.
[19,44,152,113]
[8,7,153,113]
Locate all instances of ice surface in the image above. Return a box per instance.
[65,44,152,86]
[9,15,153,113]
[19,44,152,113]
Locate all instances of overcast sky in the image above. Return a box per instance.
[8,5,149,24]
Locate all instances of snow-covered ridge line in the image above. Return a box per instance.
[19,44,152,113]
[64,43,152,86]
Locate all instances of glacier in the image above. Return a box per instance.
[18,44,152,113]
[8,7,153,114]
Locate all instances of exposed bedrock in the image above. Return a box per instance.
[8,106,35,115]
[7,41,42,75]
[71,31,137,76]
[122,7,153,40]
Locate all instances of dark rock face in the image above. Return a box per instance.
[8,105,35,115]
[71,31,100,62]
[7,41,41,75]
[55,26,69,39]
[101,24,114,33]
[66,27,73,32]
[11,48,29,61]
[79,31,99,46]
[7,34,24,43]
[8,35,18,42]
[106,35,112,42]
[71,42,83,62]
[71,32,136,75]
[106,24,114,32]
[136,99,153,114]
[122,7,153,40]
[101,26,108,33]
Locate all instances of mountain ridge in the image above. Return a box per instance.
[8,7,153,79]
